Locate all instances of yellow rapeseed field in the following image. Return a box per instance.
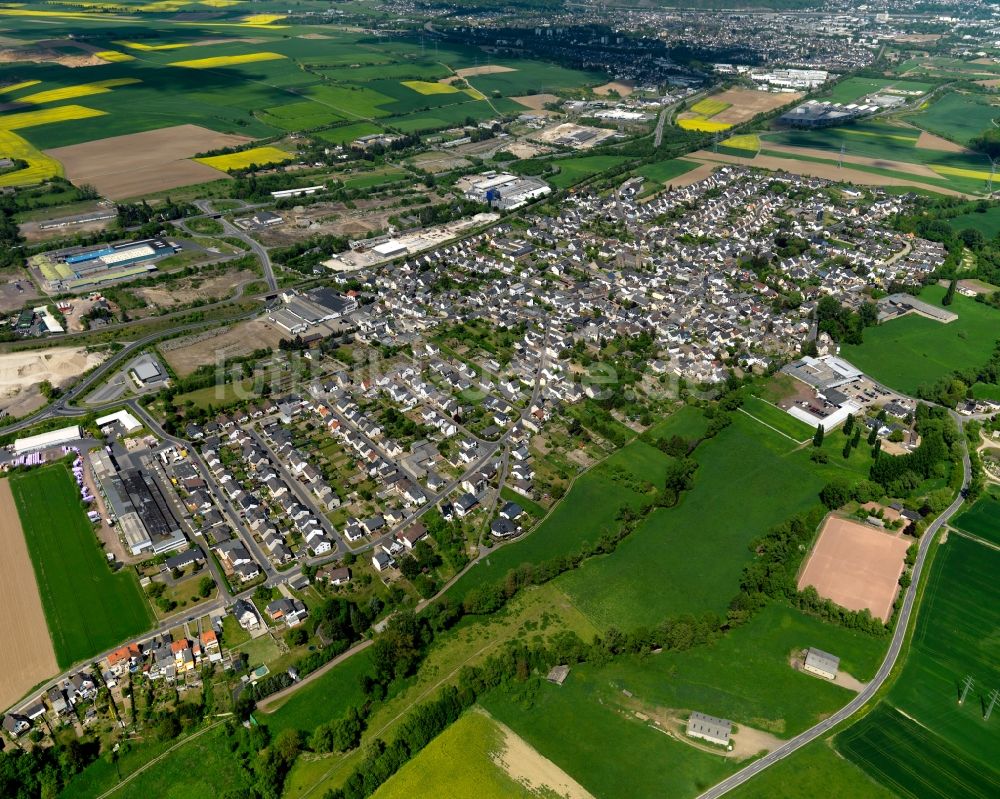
[0,105,107,131]
[463,87,487,100]
[690,98,731,117]
[401,80,459,95]
[678,117,732,133]
[117,40,192,51]
[17,78,140,105]
[168,52,286,69]
[96,50,135,62]
[241,13,285,24]
[722,133,761,152]
[930,164,992,180]
[0,80,40,95]
[196,146,292,172]
[200,0,242,6]
[0,129,62,187]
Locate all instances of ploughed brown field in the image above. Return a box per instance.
[44,124,252,200]
[0,479,58,711]
[797,516,910,623]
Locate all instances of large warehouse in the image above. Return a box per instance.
[12,425,82,455]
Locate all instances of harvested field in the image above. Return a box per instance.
[593,80,634,97]
[0,479,58,712]
[44,124,250,199]
[709,88,802,125]
[0,347,106,415]
[762,143,942,179]
[797,516,910,622]
[915,130,971,153]
[511,93,560,111]
[688,150,968,197]
[492,714,596,799]
[455,64,516,78]
[160,318,286,376]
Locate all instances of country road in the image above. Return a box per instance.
[696,430,971,799]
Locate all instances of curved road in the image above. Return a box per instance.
[697,433,972,799]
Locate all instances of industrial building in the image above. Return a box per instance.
[89,449,186,556]
[779,100,878,129]
[459,172,552,210]
[269,287,358,334]
[35,238,176,293]
[12,425,82,456]
[803,648,840,681]
[686,711,732,747]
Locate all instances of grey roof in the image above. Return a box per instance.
[686,711,731,742]
[805,647,840,675]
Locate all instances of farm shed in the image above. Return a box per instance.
[803,647,840,680]
[686,711,732,746]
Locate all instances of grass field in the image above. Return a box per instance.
[10,464,153,667]
[741,395,815,441]
[840,284,1000,395]
[372,711,539,799]
[836,705,998,799]
[909,91,1000,145]
[884,535,1000,769]
[262,648,374,734]
[196,145,291,171]
[729,738,898,799]
[445,441,666,601]
[481,671,738,799]
[548,155,629,188]
[947,205,1000,238]
[950,484,1000,544]
[634,157,702,191]
[822,77,934,104]
[580,602,884,734]
[555,412,827,629]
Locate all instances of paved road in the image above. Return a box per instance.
[697,432,972,799]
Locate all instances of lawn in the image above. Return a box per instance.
[481,671,738,799]
[741,394,815,441]
[548,155,629,188]
[10,464,153,668]
[909,90,1000,145]
[634,157,701,190]
[840,284,1000,395]
[950,484,1000,545]
[372,710,537,799]
[836,705,998,799]
[729,738,897,799]
[555,412,827,629]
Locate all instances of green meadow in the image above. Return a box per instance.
[909,91,1000,146]
[951,484,1000,545]
[840,284,1000,395]
[10,464,153,668]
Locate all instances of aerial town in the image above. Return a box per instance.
[0,2,996,799]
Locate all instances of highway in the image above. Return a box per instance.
[696,430,972,799]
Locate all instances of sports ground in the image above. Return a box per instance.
[0,479,58,711]
[796,516,909,623]
[10,463,153,668]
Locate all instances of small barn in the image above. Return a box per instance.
[686,711,732,747]
[803,648,840,681]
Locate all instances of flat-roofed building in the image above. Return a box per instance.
[686,711,732,747]
[803,647,840,681]
[12,425,81,455]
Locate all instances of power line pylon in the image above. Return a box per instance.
[959,675,975,705]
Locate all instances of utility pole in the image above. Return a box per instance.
[989,158,996,195]
[959,675,975,705]
[986,689,999,720]
[838,143,845,169]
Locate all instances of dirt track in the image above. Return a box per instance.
[688,150,969,197]
[0,479,58,712]
[45,124,251,200]
[797,516,910,623]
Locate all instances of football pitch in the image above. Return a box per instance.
[10,463,153,667]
